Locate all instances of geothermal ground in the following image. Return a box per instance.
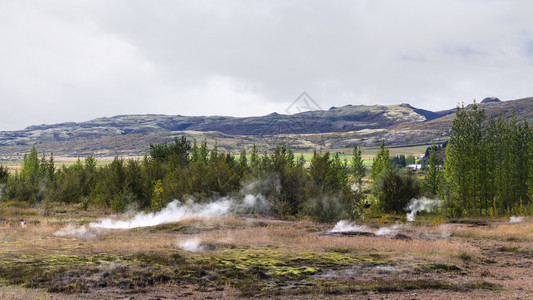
[1,203,533,299]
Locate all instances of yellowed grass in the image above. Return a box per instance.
[202,223,475,265]
[3,211,528,298]
[0,286,57,300]
[451,218,533,242]
[0,215,475,267]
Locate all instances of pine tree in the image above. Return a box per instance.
[39,152,49,178]
[297,153,305,167]
[191,139,200,163]
[250,143,259,169]
[370,141,390,182]
[286,148,295,168]
[47,153,55,183]
[424,144,441,197]
[199,139,209,165]
[351,144,365,189]
[210,141,219,164]
[170,136,191,167]
[84,155,96,172]
[238,148,248,176]
[22,146,39,180]
[151,180,164,211]
[528,138,533,204]
[0,165,9,184]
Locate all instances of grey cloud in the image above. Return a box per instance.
[398,54,428,62]
[1,0,533,130]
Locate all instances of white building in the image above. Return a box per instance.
[406,164,422,170]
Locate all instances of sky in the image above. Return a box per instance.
[1,0,533,131]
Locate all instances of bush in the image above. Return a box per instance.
[1,139,367,222]
[373,169,421,214]
[304,196,343,223]
[0,165,8,184]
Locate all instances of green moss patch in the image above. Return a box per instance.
[426,263,462,272]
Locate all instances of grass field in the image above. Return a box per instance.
[1,202,532,299]
[0,157,128,174]
[1,145,430,172]
[296,144,429,167]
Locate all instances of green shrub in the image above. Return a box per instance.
[373,169,421,214]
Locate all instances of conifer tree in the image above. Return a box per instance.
[47,153,55,183]
[199,139,209,165]
[370,141,390,181]
[210,141,219,164]
[250,143,259,169]
[39,152,49,178]
[424,144,441,197]
[0,165,8,184]
[191,139,200,163]
[22,146,39,180]
[238,148,248,176]
[351,144,365,189]
[528,139,533,204]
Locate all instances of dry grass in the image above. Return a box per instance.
[450,218,533,242]
[0,286,57,300]
[0,220,175,256]
[201,223,475,265]
[0,210,515,298]
[0,213,473,265]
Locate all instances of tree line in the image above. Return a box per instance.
[444,102,533,217]
[366,102,533,218]
[0,137,364,222]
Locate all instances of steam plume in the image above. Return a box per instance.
[405,198,442,222]
[54,224,98,239]
[330,220,399,236]
[509,216,524,223]
[90,194,266,229]
[330,220,371,233]
[177,238,204,252]
[375,225,400,236]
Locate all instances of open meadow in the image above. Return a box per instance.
[0,144,431,173]
[1,202,533,299]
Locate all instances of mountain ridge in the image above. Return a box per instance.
[1,96,532,158]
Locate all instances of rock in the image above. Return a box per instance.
[481,97,501,104]
[392,233,412,240]
[317,231,376,237]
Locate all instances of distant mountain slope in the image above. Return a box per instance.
[0,96,532,158]
[402,96,533,132]
[0,103,433,146]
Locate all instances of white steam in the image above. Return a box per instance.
[330,220,371,233]
[330,220,399,236]
[177,238,204,252]
[375,224,400,236]
[406,198,442,222]
[509,216,524,223]
[242,194,270,215]
[91,199,230,229]
[54,224,98,239]
[89,194,266,229]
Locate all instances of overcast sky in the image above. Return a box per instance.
[1,0,533,131]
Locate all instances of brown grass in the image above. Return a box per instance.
[0,213,473,266]
[450,218,533,242]
[1,209,521,298]
[201,223,475,265]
